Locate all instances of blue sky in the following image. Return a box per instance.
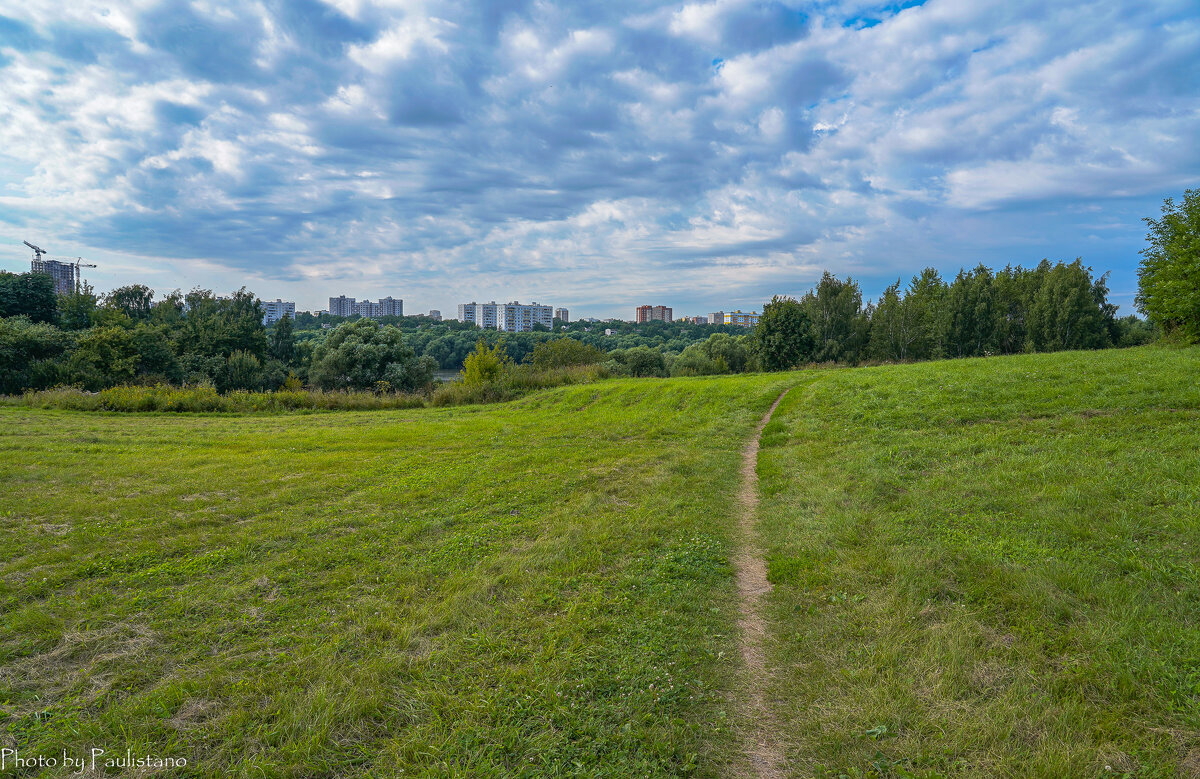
[0,0,1197,319]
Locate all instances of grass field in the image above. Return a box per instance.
[1,346,1198,777]
[0,375,791,777]
[758,347,1200,777]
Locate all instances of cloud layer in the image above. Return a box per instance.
[1,0,1197,315]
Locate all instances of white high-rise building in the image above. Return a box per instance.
[329,296,356,317]
[458,300,551,332]
[497,301,553,332]
[457,301,499,329]
[262,299,296,325]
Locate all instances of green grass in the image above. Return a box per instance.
[757,346,1200,777]
[0,375,790,777]
[3,346,1198,777]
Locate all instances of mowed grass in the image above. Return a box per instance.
[757,346,1200,778]
[0,374,792,777]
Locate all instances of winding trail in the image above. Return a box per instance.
[734,388,790,778]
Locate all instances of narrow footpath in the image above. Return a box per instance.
[733,389,790,778]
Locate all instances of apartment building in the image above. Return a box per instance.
[330,295,403,319]
[354,300,381,318]
[555,307,569,323]
[459,300,552,332]
[709,311,725,325]
[329,296,356,317]
[727,310,760,327]
[377,297,403,317]
[457,301,498,328]
[497,301,553,332]
[30,259,78,295]
[262,299,296,325]
[635,305,673,323]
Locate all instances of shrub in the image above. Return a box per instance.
[526,338,605,370]
[460,339,511,386]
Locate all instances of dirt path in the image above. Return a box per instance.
[734,389,790,778]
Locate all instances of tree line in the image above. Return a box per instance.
[0,251,1175,396]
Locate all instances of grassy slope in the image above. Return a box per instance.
[758,346,1200,778]
[0,375,791,777]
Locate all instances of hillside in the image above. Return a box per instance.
[758,346,1200,777]
[1,346,1198,777]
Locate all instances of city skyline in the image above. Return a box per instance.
[1,1,1197,318]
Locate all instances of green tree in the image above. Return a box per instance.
[945,265,998,357]
[177,287,267,359]
[57,282,99,330]
[0,316,71,393]
[802,272,867,363]
[671,343,719,376]
[1137,189,1200,341]
[0,271,58,324]
[755,295,814,370]
[1024,260,1115,352]
[269,313,296,365]
[225,350,264,391]
[105,284,155,321]
[309,319,435,392]
[66,324,181,390]
[67,326,141,389]
[526,337,605,370]
[903,268,949,360]
[702,333,753,373]
[609,346,667,377]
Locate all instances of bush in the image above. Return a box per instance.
[460,339,510,386]
[526,338,605,370]
[605,346,667,377]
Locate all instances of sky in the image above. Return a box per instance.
[0,0,1197,319]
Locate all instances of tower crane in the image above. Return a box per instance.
[68,257,97,293]
[22,240,46,260]
[21,240,97,293]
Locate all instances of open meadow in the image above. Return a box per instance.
[0,375,792,776]
[1,346,1198,777]
[759,347,1200,777]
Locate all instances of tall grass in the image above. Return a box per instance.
[12,364,611,413]
[17,385,428,413]
[429,363,609,406]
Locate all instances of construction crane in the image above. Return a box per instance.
[22,240,97,293]
[22,240,46,260]
[49,256,98,292]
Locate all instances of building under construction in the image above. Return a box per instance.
[23,240,94,295]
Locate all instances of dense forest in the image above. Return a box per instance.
[0,258,1157,395]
